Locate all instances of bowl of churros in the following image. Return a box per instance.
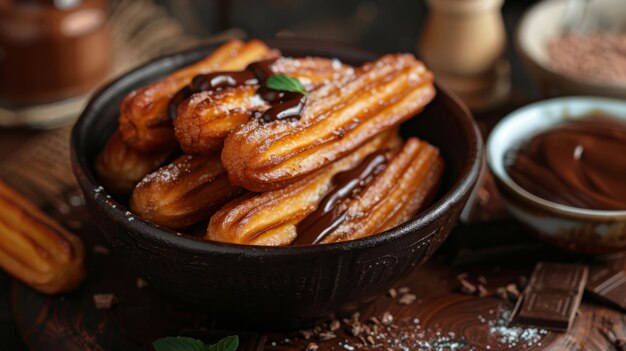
[71,38,482,326]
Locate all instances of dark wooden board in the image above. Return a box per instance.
[10,220,626,351]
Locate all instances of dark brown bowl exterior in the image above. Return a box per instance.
[71,38,482,327]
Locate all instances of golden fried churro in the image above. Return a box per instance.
[222,54,435,192]
[130,154,243,229]
[0,181,85,294]
[174,85,261,155]
[95,130,172,196]
[174,57,354,155]
[119,39,278,152]
[316,138,443,244]
[206,130,401,246]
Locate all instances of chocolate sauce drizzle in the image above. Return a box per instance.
[292,151,388,246]
[168,59,307,122]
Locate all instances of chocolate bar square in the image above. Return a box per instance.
[510,262,588,331]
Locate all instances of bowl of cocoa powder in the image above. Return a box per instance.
[517,0,626,99]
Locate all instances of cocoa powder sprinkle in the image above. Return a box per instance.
[549,33,626,85]
[93,293,118,309]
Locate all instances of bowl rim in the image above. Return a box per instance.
[515,0,626,91]
[486,95,626,220]
[71,37,483,257]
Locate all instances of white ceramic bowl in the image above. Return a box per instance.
[517,0,626,99]
[487,97,626,254]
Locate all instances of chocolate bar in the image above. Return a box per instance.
[509,262,588,331]
[586,260,626,311]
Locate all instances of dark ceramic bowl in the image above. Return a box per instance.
[71,38,482,326]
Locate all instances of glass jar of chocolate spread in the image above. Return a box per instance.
[506,115,626,211]
[0,0,111,104]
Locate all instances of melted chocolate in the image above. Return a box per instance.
[259,94,307,122]
[506,116,626,211]
[190,71,257,91]
[292,151,388,246]
[168,58,307,122]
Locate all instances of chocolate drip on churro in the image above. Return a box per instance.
[168,59,306,122]
[292,151,388,246]
[257,93,307,122]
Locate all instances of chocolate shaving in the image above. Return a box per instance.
[397,287,410,294]
[136,277,149,289]
[93,293,118,309]
[505,283,520,299]
[301,330,314,340]
[478,285,489,297]
[387,288,397,298]
[459,278,477,295]
[456,272,469,280]
[350,324,363,337]
[586,262,626,311]
[381,311,394,326]
[318,331,336,341]
[398,293,417,305]
[496,287,509,301]
[93,245,110,255]
[477,276,488,285]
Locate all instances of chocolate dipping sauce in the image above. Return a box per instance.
[506,116,626,211]
[0,0,112,103]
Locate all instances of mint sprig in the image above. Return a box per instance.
[266,74,308,95]
[153,335,239,351]
[207,335,239,351]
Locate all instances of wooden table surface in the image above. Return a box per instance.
[0,89,625,351]
[3,201,626,351]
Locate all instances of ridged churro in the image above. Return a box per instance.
[130,154,243,229]
[316,138,443,244]
[222,54,435,192]
[206,131,401,246]
[0,181,85,294]
[95,130,172,196]
[119,39,278,152]
[174,57,354,155]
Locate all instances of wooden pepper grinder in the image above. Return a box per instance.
[419,0,510,112]
[0,0,112,104]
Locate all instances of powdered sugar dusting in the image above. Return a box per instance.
[487,309,547,348]
[267,305,549,351]
[137,155,194,187]
[331,58,343,70]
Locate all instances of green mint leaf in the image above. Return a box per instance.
[153,336,207,351]
[206,335,239,351]
[153,336,239,351]
[266,74,308,96]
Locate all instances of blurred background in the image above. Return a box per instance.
[0,0,543,130]
[0,0,624,143]
[156,0,536,95]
